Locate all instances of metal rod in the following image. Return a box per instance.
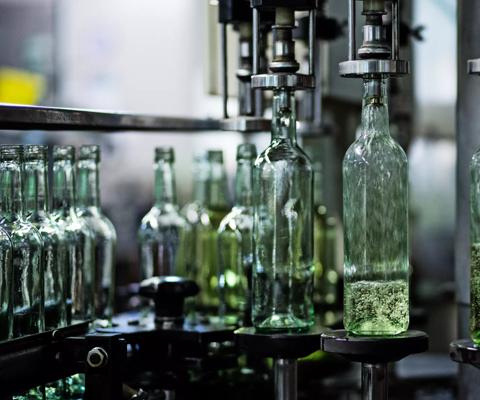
[314,40,323,126]
[221,23,229,119]
[274,359,297,400]
[361,363,388,400]
[308,9,317,76]
[392,0,400,60]
[0,104,220,132]
[252,8,260,75]
[348,0,356,60]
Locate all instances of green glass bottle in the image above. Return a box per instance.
[76,145,117,327]
[51,145,94,324]
[252,89,314,332]
[138,147,191,280]
[197,150,230,313]
[343,78,409,336]
[0,145,44,337]
[218,144,257,326]
[470,148,480,344]
[23,145,67,330]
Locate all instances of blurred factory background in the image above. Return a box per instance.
[0,0,457,366]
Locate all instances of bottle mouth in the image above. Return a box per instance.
[53,145,75,161]
[79,145,100,162]
[236,143,257,161]
[155,147,174,163]
[207,150,223,163]
[0,145,23,160]
[24,145,47,161]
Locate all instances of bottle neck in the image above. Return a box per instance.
[77,159,100,208]
[207,161,229,209]
[52,159,76,214]
[24,159,49,215]
[234,159,254,208]
[154,160,176,207]
[360,78,390,138]
[312,160,325,207]
[271,89,297,143]
[0,160,24,219]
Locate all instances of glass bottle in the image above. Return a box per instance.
[343,78,409,336]
[23,145,67,330]
[76,145,117,327]
[51,145,94,324]
[138,147,191,280]
[197,150,230,313]
[0,224,11,341]
[0,145,44,337]
[218,143,257,326]
[252,89,314,332]
[470,149,480,344]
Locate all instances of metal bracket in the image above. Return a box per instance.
[339,59,409,77]
[252,74,315,90]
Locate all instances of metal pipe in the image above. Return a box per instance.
[308,9,317,75]
[221,23,229,119]
[361,363,388,400]
[348,0,356,60]
[392,0,400,60]
[274,359,297,400]
[314,39,323,126]
[253,8,260,75]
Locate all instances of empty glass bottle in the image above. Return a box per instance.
[343,78,409,336]
[0,145,44,337]
[138,147,191,280]
[197,150,230,313]
[470,148,480,344]
[0,222,11,341]
[76,145,117,327]
[23,145,67,330]
[218,143,257,326]
[51,145,94,324]
[252,89,314,332]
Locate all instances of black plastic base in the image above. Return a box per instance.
[234,326,324,359]
[321,330,429,364]
[450,339,480,368]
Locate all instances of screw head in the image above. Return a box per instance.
[87,347,109,368]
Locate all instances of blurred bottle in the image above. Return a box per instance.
[76,145,117,328]
[0,188,12,341]
[138,147,191,280]
[217,144,256,326]
[24,145,67,330]
[51,145,94,324]
[0,145,44,337]
[197,150,230,315]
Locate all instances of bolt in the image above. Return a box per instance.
[87,347,109,368]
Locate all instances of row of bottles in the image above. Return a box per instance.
[138,88,341,332]
[0,144,116,399]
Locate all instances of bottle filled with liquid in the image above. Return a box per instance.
[138,147,191,280]
[343,78,409,336]
[197,150,230,314]
[0,145,44,337]
[23,145,67,330]
[51,145,94,324]
[218,144,257,326]
[252,89,314,332]
[76,145,117,327]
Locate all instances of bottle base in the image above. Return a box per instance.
[254,313,312,333]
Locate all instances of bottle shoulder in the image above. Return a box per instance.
[77,208,117,239]
[344,134,408,166]
[140,206,189,232]
[218,207,253,234]
[9,219,43,247]
[256,140,312,168]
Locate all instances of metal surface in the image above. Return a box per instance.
[457,1,480,397]
[274,359,297,400]
[339,59,409,77]
[468,58,480,75]
[253,8,260,76]
[0,103,220,132]
[321,330,429,364]
[392,0,400,60]
[252,73,315,89]
[362,363,388,400]
[220,116,271,132]
[348,0,356,61]
[308,9,316,76]
[449,339,480,368]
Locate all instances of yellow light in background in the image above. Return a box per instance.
[0,67,45,105]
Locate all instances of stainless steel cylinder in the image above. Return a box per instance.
[361,363,388,400]
[274,358,297,400]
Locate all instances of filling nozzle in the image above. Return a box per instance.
[269,7,299,73]
[358,0,391,59]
